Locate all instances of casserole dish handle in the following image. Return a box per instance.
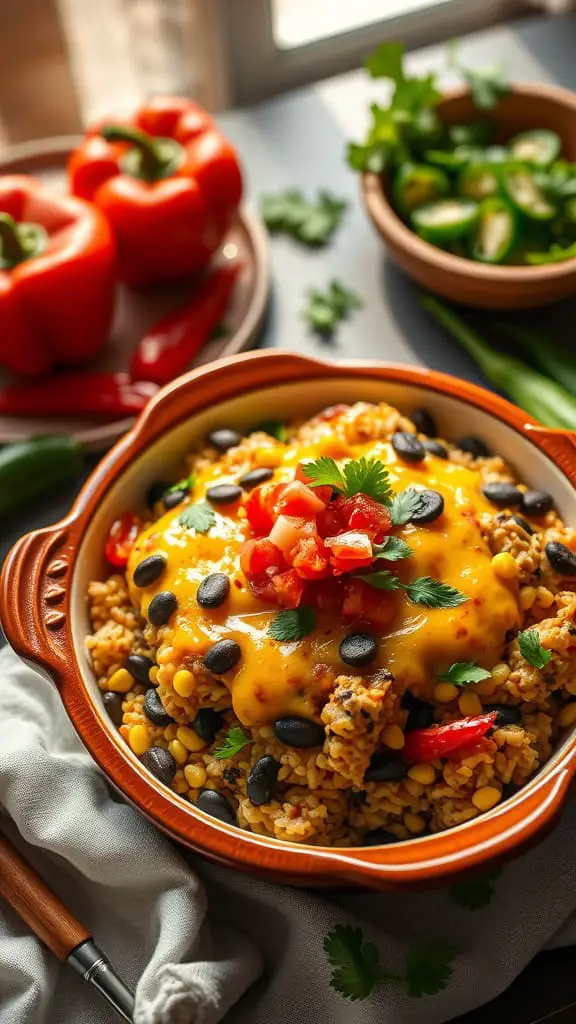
[524,424,576,481]
[1,522,72,684]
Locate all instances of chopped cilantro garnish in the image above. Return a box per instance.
[268,606,317,642]
[517,628,552,669]
[178,502,216,534]
[436,662,491,686]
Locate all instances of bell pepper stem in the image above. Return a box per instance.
[100,124,178,181]
[0,213,29,266]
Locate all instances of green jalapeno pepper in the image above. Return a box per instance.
[459,161,500,200]
[501,161,557,221]
[508,129,562,168]
[469,197,516,263]
[449,120,494,148]
[393,163,449,216]
[411,198,479,242]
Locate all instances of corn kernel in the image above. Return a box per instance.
[458,691,483,717]
[254,447,284,467]
[565,679,576,696]
[491,663,510,686]
[119,724,130,741]
[149,666,159,685]
[404,812,426,834]
[177,726,207,752]
[407,763,436,785]
[434,681,458,703]
[164,724,178,741]
[128,724,150,756]
[519,586,537,611]
[382,724,405,750]
[404,779,424,798]
[472,786,501,811]
[491,552,519,580]
[173,778,189,794]
[173,669,196,698]
[169,739,189,765]
[536,586,555,609]
[558,702,576,728]
[475,677,497,697]
[184,763,207,789]
[106,668,134,694]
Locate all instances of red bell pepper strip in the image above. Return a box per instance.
[402,711,498,763]
[105,512,142,566]
[68,96,243,286]
[130,261,240,384]
[0,175,115,376]
[0,373,158,417]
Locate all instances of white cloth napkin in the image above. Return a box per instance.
[1,644,576,1024]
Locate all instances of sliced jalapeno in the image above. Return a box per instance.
[425,146,482,172]
[459,161,500,200]
[508,129,562,168]
[469,197,516,264]
[449,120,494,148]
[411,198,479,242]
[482,146,509,164]
[393,163,449,216]
[501,162,557,221]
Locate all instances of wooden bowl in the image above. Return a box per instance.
[362,83,576,309]
[2,351,576,890]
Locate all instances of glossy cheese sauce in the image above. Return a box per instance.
[128,438,521,726]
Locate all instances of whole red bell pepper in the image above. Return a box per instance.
[68,96,243,287]
[402,712,498,763]
[0,175,115,376]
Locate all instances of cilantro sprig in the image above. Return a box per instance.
[447,40,510,111]
[436,662,491,686]
[253,420,288,442]
[355,570,468,609]
[517,628,552,669]
[324,925,455,1001]
[389,487,422,525]
[261,189,347,246]
[178,502,216,534]
[213,726,252,760]
[302,279,362,335]
[302,455,392,505]
[268,606,317,642]
[373,536,413,561]
[449,868,502,910]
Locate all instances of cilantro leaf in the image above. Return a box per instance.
[436,662,491,686]
[373,536,413,561]
[463,65,509,110]
[301,456,345,492]
[213,726,252,760]
[324,925,383,1001]
[389,487,422,525]
[353,569,403,591]
[347,139,393,174]
[518,628,552,669]
[178,502,216,534]
[364,42,405,83]
[253,420,288,442]
[261,189,347,246]
[404,577,468,609]
[343,457,392,506]
[166,473,195,495]
[268,606,317,642]
[302,279,362,334]
[449,868,502,910]
[404,940,455,997]
[526,241,576,265]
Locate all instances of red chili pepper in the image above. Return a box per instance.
[130,262,241,384]
[105,512,142,566]
[0,373,158,417]
[402,712,498,764]
[68,96,243,285]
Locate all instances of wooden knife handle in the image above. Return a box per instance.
[0,830,90,960]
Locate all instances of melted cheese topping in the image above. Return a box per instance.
[128,438,521,726]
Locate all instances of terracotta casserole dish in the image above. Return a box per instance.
[2,351,576,891]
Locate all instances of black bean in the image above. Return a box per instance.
[546,541,576,576]
[410,489,444,524]
[423,439,448,459]
[482,482,523,508]
[126,653,156,687]
[519,490,553,518]
[410,407,437,437]
[339,632,377,667]
[143,689,173,726]
[197,573,230,609]
[502,781,520,801]
[206,483,243,505]
[484,703,522,727]
[133,553,167,588]
[511,515,534,536]
[204,639,241,674]
[238,467,274,490]
[207,429,242,452]
[363,828,401,846]
[247,755,280,805]
[402,692,435,732]
[147,480,171,508]
[457,436,491,458]
[164,488,188,511]
[197,788,237,826]
[141,747,177,786]
[273,716,325,748]
[103,691,123,728]
[148,591,177,626]
[365,754,407,782]
[193,708,225,744]
[391,431,425,463]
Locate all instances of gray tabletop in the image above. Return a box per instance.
[1,12,576,1023]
